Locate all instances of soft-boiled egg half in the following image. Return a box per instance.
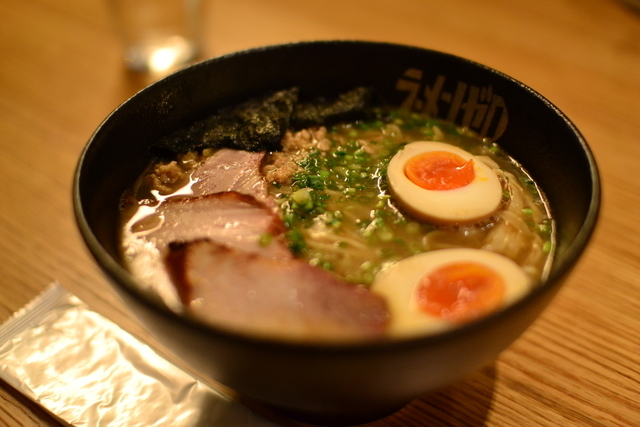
[371,248,531,337]
[387,141,503,224]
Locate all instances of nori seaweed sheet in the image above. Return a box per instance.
[153,88,298,154]
[291,87,374,129]
[152,87,375,155]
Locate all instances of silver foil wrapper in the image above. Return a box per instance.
[0,283,282,427]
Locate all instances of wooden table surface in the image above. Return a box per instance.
[1,0,639,425]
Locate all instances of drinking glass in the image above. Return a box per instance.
[108,0,201,74]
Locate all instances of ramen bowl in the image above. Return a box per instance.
[74,41,599,425]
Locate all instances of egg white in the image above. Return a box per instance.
[371,248,531,338]
[387,141,503,224]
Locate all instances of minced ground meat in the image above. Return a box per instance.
[262,127,330,185]
[144,152,202,194]
[144,127,331,193]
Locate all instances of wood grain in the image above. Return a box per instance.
[1,0,639,425]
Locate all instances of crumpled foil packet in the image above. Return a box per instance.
[0,283,283,427]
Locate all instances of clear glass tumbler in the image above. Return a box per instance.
[108,0,201,74]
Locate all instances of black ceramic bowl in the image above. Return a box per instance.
[74,41,599,425]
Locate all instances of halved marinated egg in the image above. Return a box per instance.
[387,141,503,224]
[371,248,531,337]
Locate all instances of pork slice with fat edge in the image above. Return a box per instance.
[166,239,389,341]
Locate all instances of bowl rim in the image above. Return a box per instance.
[73,40,601,352]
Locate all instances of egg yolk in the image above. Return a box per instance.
[404,151,475,191]
[416,262,505,322]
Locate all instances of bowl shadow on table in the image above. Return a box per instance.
[379,363,497,427]
[260,364,497,427]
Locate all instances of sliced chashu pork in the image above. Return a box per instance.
[166,239,389,341]
[147,191,291,260]
[145,149,389,340]
[191,149,276,210]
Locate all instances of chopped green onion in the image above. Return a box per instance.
[287,229,306,255]
[378,228,394,242]
[291,188,312,205]
[258,233,272,247]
